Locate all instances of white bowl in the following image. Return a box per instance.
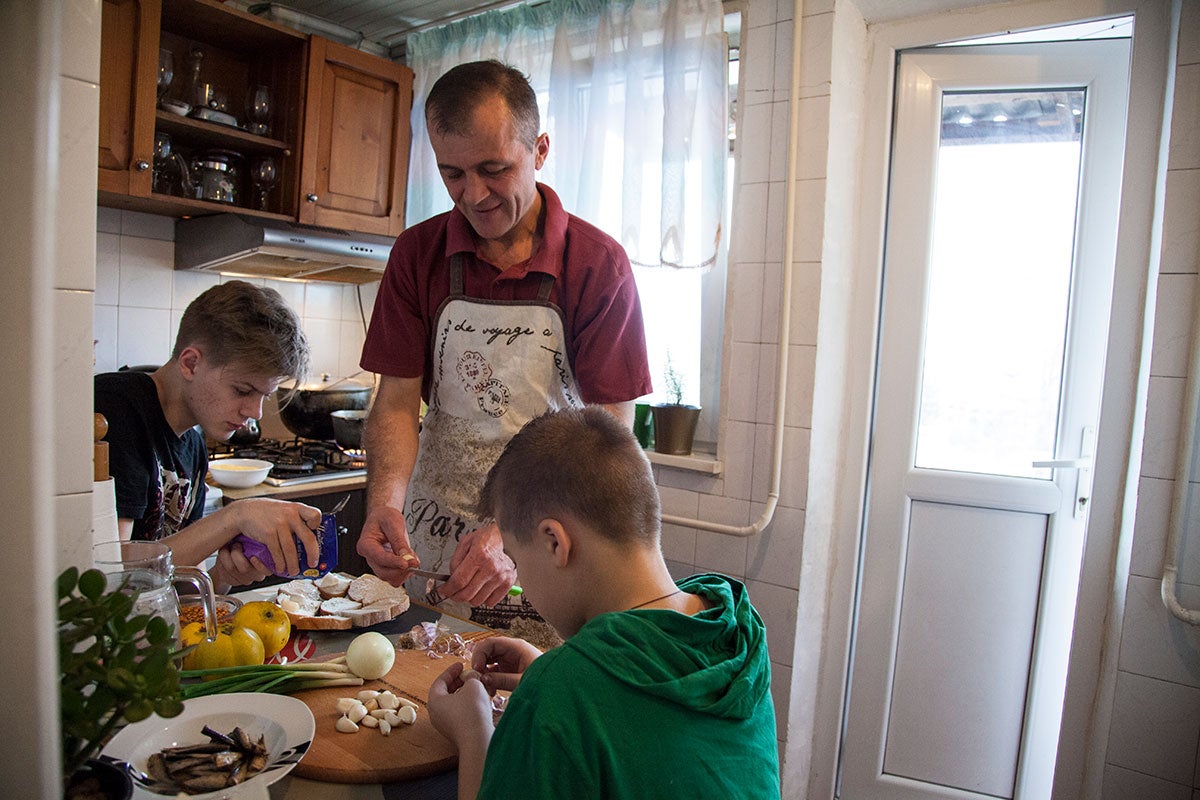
[160,99,191,116]
[101,693,314,799]
[209,458,273,488]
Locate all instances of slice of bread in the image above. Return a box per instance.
[319,596,363,616]
[288,611,352,630]
[348,574,409,607]
[276,591,320,617]
[277,579,321,602]
[343,598,408,627]
[314,572,352,599]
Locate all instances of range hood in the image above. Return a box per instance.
[174,214,395,284]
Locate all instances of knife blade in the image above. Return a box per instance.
[407,566,523,597]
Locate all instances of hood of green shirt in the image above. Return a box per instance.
[571,573,771,720]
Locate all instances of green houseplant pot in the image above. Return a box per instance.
[651,404,701,455]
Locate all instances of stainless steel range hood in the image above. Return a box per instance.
[174,214,395,284]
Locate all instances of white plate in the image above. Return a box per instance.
[101,693,314,799]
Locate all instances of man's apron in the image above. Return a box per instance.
[404,254,583,626]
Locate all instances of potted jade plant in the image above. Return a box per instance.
[651,354,701,455]
[59,566,184,800]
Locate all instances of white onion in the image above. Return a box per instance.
[345,631,396,680]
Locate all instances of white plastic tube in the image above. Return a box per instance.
[1160,274,1200,624]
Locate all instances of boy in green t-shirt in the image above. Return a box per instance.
[428,406,781,799]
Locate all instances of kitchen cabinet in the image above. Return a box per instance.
[299,38,413,238]
[97,0,413,241]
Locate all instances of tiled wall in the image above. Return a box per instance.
[92,208,380,440]
[1105,5,1200,799]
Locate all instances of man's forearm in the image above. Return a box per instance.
[363,391,421,514]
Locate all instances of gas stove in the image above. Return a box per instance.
[210,438,367,487]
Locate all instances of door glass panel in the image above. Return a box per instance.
[914,89,1085,478]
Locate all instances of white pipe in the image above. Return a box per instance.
[1160,267,1200,623]
[660,0,803,537]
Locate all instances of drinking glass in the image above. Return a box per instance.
[252,156,278,211]
[157,49,174,104]
[247,84,272,136]
[152,131,174,195]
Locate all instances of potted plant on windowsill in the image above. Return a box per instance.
[651,355,701,455]
[59,566,185,800]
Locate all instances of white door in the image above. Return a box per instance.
[840,38,1130,800]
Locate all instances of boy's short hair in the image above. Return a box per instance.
[425,59,541,149]
[172,281,309,382]
[478,407,661,546]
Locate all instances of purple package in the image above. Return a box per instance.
[232,512,338,579]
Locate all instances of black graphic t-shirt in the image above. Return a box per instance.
[94,371,207,541]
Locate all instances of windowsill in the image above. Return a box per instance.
[645,448,723,474]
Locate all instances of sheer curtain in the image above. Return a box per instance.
[405,0,727,271]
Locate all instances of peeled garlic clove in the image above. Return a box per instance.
[461,669,482,682]
[396,697,419,711]
[361,714,380,728]
[335,716,359,734]
[357,689,380,703]
[369,709,389,719]
[335,697,360,714]
[379,720,392,736]
[383,710,402,726]
[347,702,368,723]
[397,705,417,725]
[378,691,399,710]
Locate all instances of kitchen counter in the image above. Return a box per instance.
[230,585,486,800]
[214,473,367,502]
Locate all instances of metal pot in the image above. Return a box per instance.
[330,409,367,450]
[276,374,372,440]
[228,418,261,446]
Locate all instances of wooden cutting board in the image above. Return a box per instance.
[290,645,480,784]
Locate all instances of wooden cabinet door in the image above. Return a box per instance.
[299,37,412,237]
[98,0,160,197]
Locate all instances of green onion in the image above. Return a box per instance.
[180,661,363,699]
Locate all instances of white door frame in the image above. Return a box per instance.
[804,2,1175,798]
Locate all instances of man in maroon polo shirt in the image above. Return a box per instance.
[358,59,652,626]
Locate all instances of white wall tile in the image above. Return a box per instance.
[116,306,172,368]
[660,524,697,566]
[1101,764,1189,800]
[784,344,815,428]
[788,261,821,346]
[721,419,757,500]
[797,12,834,97]
[775,425,810,510]
[1142,376,1186,481]
[794,178,826,262]
[732,182,769,263]
[1162,169,1200,275]
[746,579,799,665]
[726,340,762,422]
[760,261,782,344]
[764,180,789,263]
[1131,475,1171,580]
[793,94,830,181]
[120,210,174,240]
[265,278,305,315]
[1118,575,1200,688]
[56,78,97,291]
[729,261,765,344]
[738,102,774,184]
[304,281,343,319]
[1106,670,1200,785]
[95,232,119,304]
[97,206,121,233]
[171,269,219,311]
[339,319,366,378]
[756,341,779,423]
[1169,65,1199,171]
[302,317,342,378]
[1150,274,1196,377]
[54,289,94,495]
[740,20,778,107]
[747,504,805,588]
[60,0,100,84]
[695,497,752,574]
[118,236,173,307]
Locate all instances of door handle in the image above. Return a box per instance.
[1032,426,1095,519]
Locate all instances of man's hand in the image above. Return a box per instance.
[357,505,419,586]
[442,522,517,607]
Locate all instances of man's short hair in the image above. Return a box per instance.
[478,407,661,546]
[172,280,309,382]
[425,59,540,149]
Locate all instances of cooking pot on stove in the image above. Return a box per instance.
[330,409,367,450]
[277,373,372,441]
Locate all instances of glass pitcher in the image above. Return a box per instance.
[92,540,218,645]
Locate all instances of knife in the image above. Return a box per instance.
[408,566,523,596]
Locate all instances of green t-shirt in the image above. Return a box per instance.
[477,574,780,799]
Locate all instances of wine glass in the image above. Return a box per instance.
[252,156,277,211]
[152,131,174,195]
[157,49,174,105]
[247,84,272,136]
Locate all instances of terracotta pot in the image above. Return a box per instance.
[651,404,701,455]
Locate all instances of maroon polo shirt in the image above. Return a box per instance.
[361,184,653,405]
